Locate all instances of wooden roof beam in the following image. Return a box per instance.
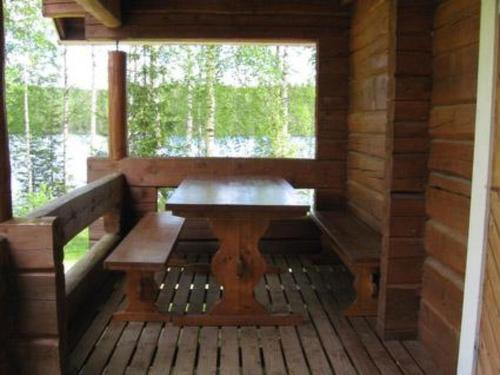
[74,0,121,28]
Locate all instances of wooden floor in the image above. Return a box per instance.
[67,251,440,374]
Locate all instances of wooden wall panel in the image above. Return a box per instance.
[0,219,65,374]
[349,0,433,340]
[348,0,391,233]
[420,0,479,372]
[477,11,500,372]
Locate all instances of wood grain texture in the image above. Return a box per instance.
[108,51,127,161]
[167,175,309,214]
[105,212,184,271]
[420,0,479,372]
[169,176,307,325]
[28,173,125,245]
[477,26,500,372]
[67,250,440,374]
[0,218,65,374]
[88,157,345,189]
[74,0,121,27]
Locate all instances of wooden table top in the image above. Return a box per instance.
[166,175,310,214]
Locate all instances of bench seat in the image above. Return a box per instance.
[104,212,185,321]
[311,210,381,316]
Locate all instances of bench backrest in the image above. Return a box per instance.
[104,212,185,271]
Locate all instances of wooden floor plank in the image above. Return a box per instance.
[106,322,144,375]
[309,261,380,375]
[403,341,442,375]
[220,326,240,375]
[149,325,180,375]
[384,341,425,375]
[287,256,355,375]
[172,327,199,375]
[260,327,287,375]
[196,327,219,375]
[241,326,263,375]
[69,284,125,372]
[125,322,163,374]
[349,317,402,375]
[81,320,126,374]
[279,326,310,375]
[189,254,209,314]
[69,251,441,375]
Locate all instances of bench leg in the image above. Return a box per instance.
[345,265,379,316]
[113,270,171,322]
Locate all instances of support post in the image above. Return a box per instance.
[108,51,127,161]
[0,0,12,223]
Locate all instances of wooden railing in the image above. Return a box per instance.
[0,173,126,374]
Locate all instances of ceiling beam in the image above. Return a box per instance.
[74,0,121,28]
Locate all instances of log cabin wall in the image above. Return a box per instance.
[348,0,391,233]
[348,0,432,340]
[477,16,500,374]
[377,0,432,340]
[419,0,479,373]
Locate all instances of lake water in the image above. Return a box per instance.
[9,134,315,202]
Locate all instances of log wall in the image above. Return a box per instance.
[419,0,479,373]
[0,174,126,374]
[477,18,500,374]
[378,0,433,339]
[348,0,391,233]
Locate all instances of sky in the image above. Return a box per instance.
[65,44,316,90]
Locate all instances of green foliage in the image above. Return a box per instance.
[14,182,54,216]
[64,229,90,269]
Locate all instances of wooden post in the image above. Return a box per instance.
[0,0,12,223]
[108,51,127,161]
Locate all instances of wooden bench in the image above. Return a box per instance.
[104,212,185,321]
[311,210,381,316]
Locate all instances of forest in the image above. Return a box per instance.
[5,0,316,266]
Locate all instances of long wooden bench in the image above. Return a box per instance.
[104,212,185,321]
[311,210,381,316]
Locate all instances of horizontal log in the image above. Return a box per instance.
[65,233,121,321]
[419,300,459,375]
[12,337,62,374]
[0,218,61,269]
[429,140,473,179]
[74,0,121,28]
[87,157,345,189]
[128,0,349,16]
[426,187,470,235]
[28,173,125,245]
[84,12,348,41]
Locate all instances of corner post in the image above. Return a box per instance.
[108,50,128,161]
[0,0,12,223]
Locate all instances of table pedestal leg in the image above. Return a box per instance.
[174,218,303,326]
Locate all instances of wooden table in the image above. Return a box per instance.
[166,175,309,326]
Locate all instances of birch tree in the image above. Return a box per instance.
[90,45,98,153]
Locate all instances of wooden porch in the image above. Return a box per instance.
[69,250,438,375]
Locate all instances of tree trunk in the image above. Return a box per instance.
[149,47,162,152]
[62,47,70,188]
[90,45,98,153]
[205,46,217,156]
[22,65,32,194]
[185,47,194,155]
[279,47,290,141]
